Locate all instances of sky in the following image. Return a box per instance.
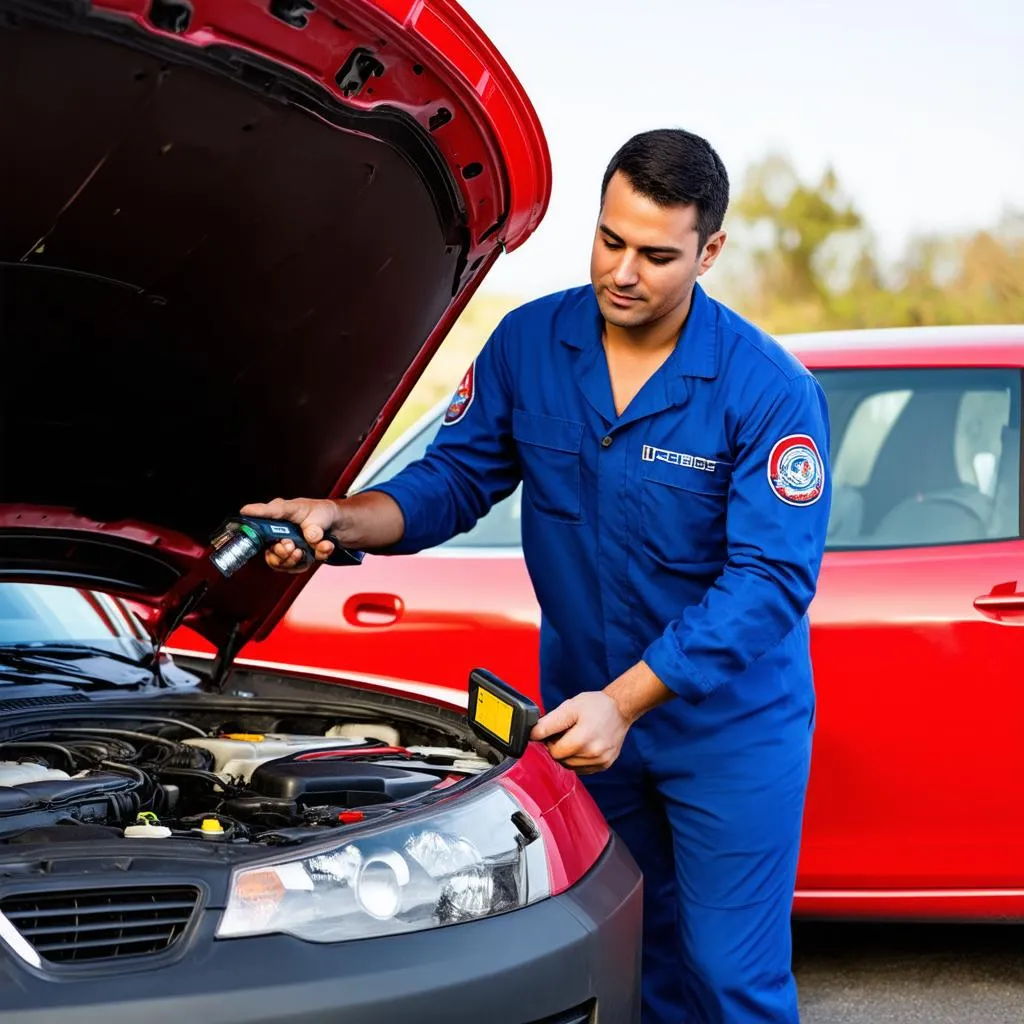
[459,0,1024,299]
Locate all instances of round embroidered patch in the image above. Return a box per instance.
[442,362,475,426]
[768,434,824,506]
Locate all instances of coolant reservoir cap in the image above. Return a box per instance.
[124,822,172,839]
[222,733,265,742]
[200,818,225,834]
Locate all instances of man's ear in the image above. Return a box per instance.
[697,230,727,276]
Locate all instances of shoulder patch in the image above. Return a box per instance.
[442,362,475,426]
[768,434,824,506]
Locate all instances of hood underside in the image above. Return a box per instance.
[0,3,507,655]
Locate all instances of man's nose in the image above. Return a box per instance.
[612,253,639,287]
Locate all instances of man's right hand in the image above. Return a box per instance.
[239,497,343,573]
[239,491,407,572]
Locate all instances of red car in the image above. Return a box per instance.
[189,323,1024,922]
[0,2,641,1022]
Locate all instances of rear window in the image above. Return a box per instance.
[816,368,1021,549]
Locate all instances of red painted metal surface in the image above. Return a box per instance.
[174,551,543,704]
[90,0,550,253]
[500,744,611,894]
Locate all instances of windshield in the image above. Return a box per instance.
[0,583,201,692]
[0,583,146,650]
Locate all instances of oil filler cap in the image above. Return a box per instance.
[467,669,540,759]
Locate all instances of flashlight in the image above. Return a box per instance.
[210,516,364,578]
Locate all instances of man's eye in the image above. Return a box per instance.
[648,256,672,266]
[603,238,622,250]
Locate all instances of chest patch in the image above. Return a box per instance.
[642,444,717,473]
[768,434,824,506]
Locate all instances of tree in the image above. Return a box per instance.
[730,155,863,317]
[718,154,1022,332]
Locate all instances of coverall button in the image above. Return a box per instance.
[600,435,614,448]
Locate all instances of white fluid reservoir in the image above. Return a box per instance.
[182,734,380,781]
[0,761,71,786]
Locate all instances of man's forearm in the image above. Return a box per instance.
[330,491,407,550]
[604,660,675,724]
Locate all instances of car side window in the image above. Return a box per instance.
[817,369,1021,550]
[360,415,523,550]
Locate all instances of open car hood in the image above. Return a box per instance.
[0,0,549,668]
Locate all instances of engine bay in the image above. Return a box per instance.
[0,707,495,847]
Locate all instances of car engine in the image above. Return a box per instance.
[0,714,493,846]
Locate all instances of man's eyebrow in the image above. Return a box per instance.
[599,223,683,256]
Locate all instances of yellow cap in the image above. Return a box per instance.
[223,733,265,742]
[201,818,225,834]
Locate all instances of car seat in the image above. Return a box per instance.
[860,391,963,534]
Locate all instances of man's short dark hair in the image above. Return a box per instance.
[601,129,730,251]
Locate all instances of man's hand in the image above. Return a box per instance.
[239,491,407,572]
[239,497,343,572]
[530,661,675,774]
[530,691,631,774]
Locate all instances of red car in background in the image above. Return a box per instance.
[173,323,1024,921]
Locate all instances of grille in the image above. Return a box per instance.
[0,885,199,965]
[0,693,89,713]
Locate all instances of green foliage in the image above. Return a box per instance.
[719,155,1024,333]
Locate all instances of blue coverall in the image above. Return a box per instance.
[370,282,832,1023]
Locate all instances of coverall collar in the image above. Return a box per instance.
[560,283,720,427]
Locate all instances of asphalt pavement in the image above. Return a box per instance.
[794,921,1024,1023]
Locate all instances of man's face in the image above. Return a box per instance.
[590,170,725,331]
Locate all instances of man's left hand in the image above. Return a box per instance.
[530,691,631,774]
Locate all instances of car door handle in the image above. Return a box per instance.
[974,583,1024,620]
[343,593,404,627]
[974,594,1024,611]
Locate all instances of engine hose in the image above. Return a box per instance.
[40,728,181,752]
[113,716,207,738]
[100,760,148,788]
[66,740,128,763]
[158,767,233,793]
[161,746,215,771]
[0,741,81,772]
[45,714,208,738]
[108,790,141,821]
[57,736,137,763]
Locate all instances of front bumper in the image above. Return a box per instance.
[0,836,641,1024]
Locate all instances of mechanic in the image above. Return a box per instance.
[241,129,831,1023]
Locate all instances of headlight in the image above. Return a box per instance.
[216,786,549,942]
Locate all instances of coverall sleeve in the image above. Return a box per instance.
[643,372,832,704]
[363,319,520,554]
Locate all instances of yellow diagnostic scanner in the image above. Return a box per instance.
[467,669,540,758]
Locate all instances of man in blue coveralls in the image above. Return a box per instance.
[242,129,831,1023]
